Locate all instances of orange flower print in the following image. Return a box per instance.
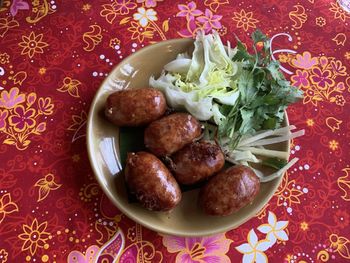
[0,249,8,263]
[329,2,350,22]
[38,97,54,115]
[330,60,347,76]
[0,109,8,130]
[0,16,19,37]
[0,193,19,224]
[315,16,326,27]
[0,53,10,64]
[310,68,335,90]
[18,31,49,58]
[109,37,121,49]
[127,21,154,42]
[232,9,259,31]
[57,77,81,98]
[0,87,25,109]
[18,218,50,255]
[204,0,229,12]
[333,95,346,106]
[8,105,36,132]
[100,4,119,24]
[277,179,303,207]
[35,173,62,202]
[345,52,350,60]
[114,0,137,15]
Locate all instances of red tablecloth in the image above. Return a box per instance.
[0,0,350,262]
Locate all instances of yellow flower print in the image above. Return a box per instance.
[0,53,9,64]
[306,119,314,127]
[0,193,19,224]
[57,77,81,98]
[278,54,289,63]
[18,218,50,255]
[235,229,270,263]
[35,173,62,202]
[127,21,154,42]
[232,9,259,32]
[329,2,350,22]
[82,3,91,11]
[133,7,157,27]
[329,140,339,151]
[257,211,289,244]
[0,89,54,150]
[38,67,46,75]
[0,87,25,109]
[300,221,308,231]
[18,31,49,58]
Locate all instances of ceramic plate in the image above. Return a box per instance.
[87,38,290,237]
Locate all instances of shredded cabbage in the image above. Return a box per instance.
[149,31,239,123]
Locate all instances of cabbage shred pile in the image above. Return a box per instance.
[150,30,303,150]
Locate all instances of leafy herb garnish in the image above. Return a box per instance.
[218,30,303,149]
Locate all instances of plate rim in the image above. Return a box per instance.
[86,38,291,237]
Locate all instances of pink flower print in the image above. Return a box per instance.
[10,0,29,16]
[67,245,99,263]
[177,1,202,21]
[292,51,318,69]
[197,8,223,33]
[0,87,25,109]
[8,105,36,132]
[291,70,309,88]
[136,0,163,8]
[0,109,8,130]
[310,68,335,90]
[162,233,232,263]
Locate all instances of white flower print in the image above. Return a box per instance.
[257,211,289,246]
[133,7,157,27]
[235,229,271,263]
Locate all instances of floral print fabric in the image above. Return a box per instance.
[0,0,349,262]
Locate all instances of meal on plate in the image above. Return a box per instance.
[104,30,304,216]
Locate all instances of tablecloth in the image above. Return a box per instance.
[0,0,349,262]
